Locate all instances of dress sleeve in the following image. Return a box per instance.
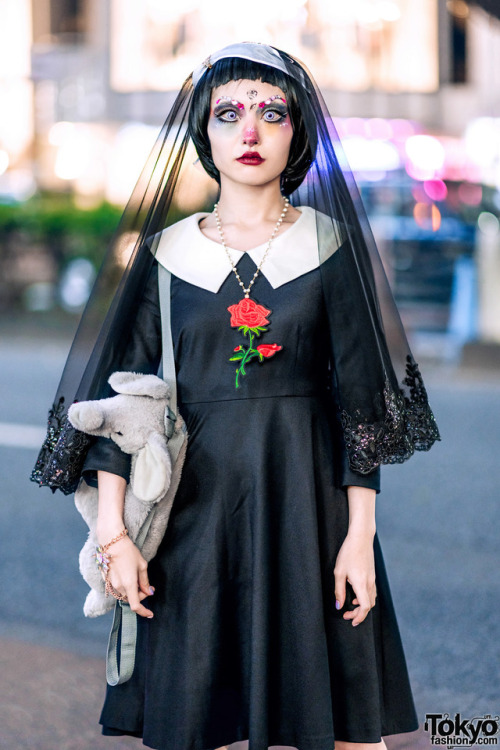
[330,384,381,493]
[81,260,162,488]
[322,246,382,494]
[340,453,381,493]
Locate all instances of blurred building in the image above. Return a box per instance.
[2,0,500,341]
[0,0,34,200]
[0,0,494,201]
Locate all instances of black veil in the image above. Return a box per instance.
[31,43,439,495]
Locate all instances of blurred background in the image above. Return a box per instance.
[1,0,500,358]
[1,2,499,749]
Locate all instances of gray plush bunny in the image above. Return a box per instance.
[68,371,187,617]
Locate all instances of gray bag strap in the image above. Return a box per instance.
[105,264,184,686]
[105,510,155,685]
[158,264,186,464]
[158,265,177,435]
[106,601,137,686]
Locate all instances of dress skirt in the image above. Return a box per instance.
[98,256,418,749]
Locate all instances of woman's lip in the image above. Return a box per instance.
[236,153,265,165]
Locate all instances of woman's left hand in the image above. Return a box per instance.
[333,529,377,627]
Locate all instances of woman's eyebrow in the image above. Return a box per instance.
[212,94,288,113]
[258,95,287,108]
[214,96,245,110]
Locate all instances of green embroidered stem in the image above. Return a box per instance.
[235,330,257,388]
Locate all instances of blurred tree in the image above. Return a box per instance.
[0,195,189,312]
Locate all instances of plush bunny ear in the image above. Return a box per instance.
[131,431,172,503]
[108,371,170,400]
[68,401,105,433]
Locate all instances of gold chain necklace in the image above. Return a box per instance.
[213,197,289,389]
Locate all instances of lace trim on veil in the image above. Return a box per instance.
[30,397,91,495]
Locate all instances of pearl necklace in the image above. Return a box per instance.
[213,197,289,298]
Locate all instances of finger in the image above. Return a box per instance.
[351,594,372,626]
[342,604,370,626]
[127,591,154,619]
[343,607,358,621]
[122,578,154,618]
[334,569,346,611]
[344,587,377,623]
[138,564,154,598]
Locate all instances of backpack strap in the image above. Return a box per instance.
[105,263,186,686]
[158,265,178,437]
[158,264,186,464]
[105,509,155,685]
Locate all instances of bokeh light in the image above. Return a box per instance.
[54,128,92,181]
[424,179,448,202]
[446,0,469,19]
[0,150,10,176]
[465,118,500,168]
[458,182,483,206]
[413,202,442,231]
[343,136,401,172]
[477,211,500,236]
[405,135,446,177]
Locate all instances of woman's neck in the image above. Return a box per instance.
[199,176,301,252]
[215,178,286,227]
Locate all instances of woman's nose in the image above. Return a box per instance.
[242,125,259,146]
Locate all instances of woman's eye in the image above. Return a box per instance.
[218,109,238,122]
[262,109,285,122]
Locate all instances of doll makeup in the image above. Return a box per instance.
[258,98,288,121]
[213,94,289,123]
[212,98,245,124]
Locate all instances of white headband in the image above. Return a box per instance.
[192,42,302,88]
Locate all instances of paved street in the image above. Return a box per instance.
[1,329,499,749]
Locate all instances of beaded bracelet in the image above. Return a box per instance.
[94,528,129,601]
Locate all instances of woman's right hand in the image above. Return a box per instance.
[98,530,155,618]
[96,471,154,618]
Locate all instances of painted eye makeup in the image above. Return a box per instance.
[213,97,245,123]
[211,94,288,123]
[213,106,239,122]
[259,100,288,123]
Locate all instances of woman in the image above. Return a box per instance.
[32,43,440,750]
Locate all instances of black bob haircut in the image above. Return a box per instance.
[188,56,318,196]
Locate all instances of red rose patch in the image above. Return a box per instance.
[228,298,282,388]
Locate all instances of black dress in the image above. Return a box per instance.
[86,244,418,749]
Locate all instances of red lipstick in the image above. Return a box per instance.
[237,152,264,165]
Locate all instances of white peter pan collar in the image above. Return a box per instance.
[152,205,341,293]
